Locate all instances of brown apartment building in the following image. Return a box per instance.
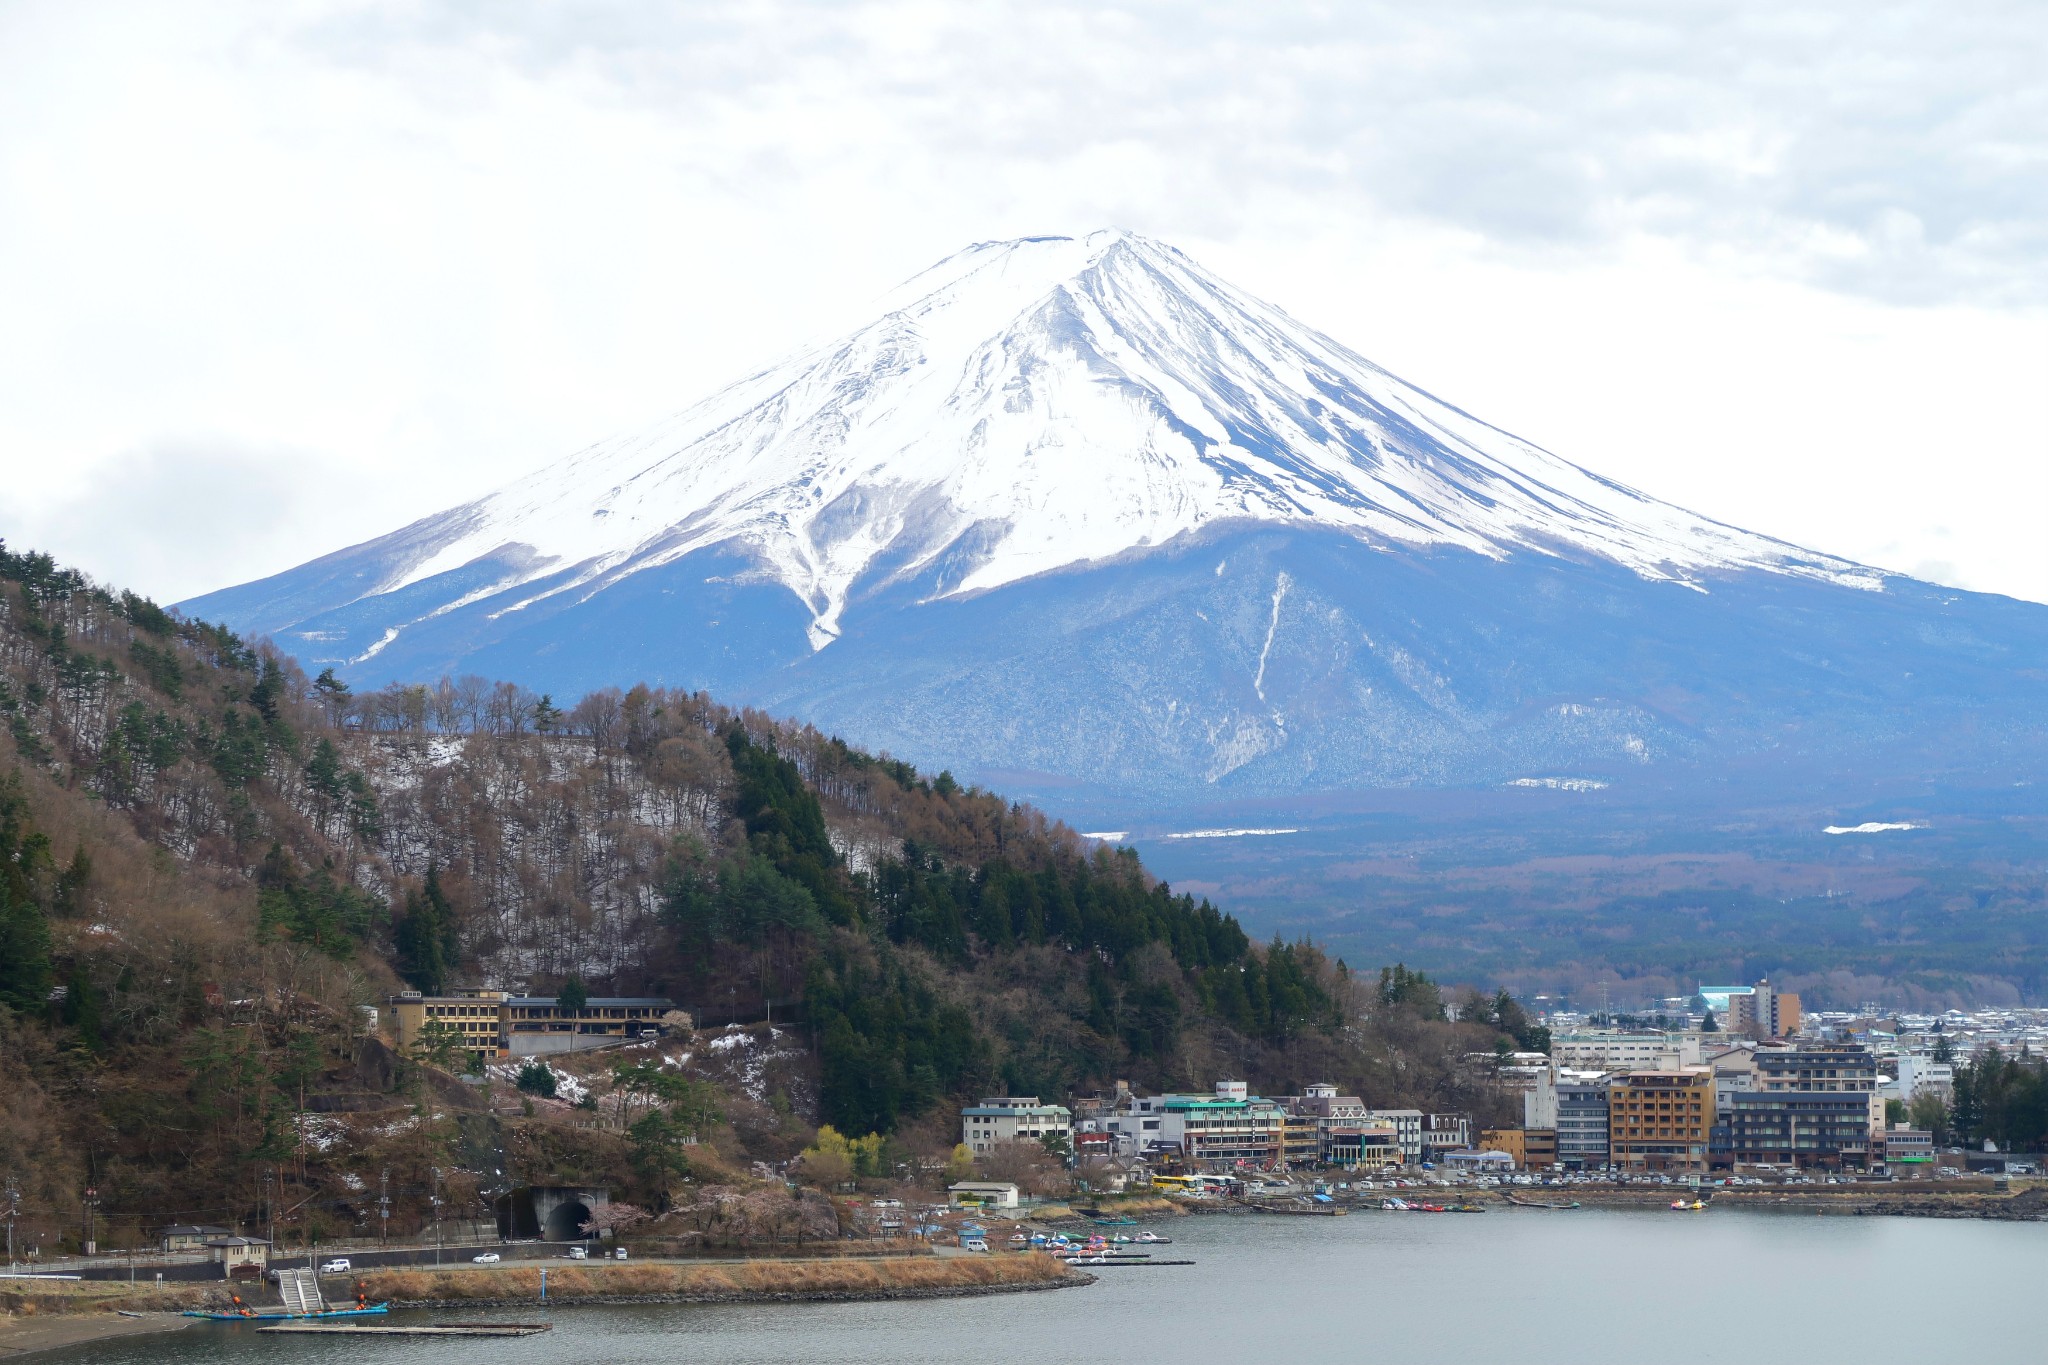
[1609,1068,1715,1173]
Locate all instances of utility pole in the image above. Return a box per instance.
[430,1167,443,1266]
[81,1187,99,1257]
[262,1169,277,1251]
[378,1168,390,1248]
[5,1178,19,1270]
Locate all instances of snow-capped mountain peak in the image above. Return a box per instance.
[250,230,1879,659]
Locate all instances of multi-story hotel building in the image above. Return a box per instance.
[389,988,676,1061]
[960,1097,1075,1155]
[1608,1068,1715,1172]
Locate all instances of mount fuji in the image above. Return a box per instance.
[184,230,2048,817]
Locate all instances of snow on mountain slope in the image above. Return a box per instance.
[283,229,1877,660]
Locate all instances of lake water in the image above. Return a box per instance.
[52,1208,2047,1363]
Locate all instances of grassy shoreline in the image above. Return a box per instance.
[360,1252,1088,1307]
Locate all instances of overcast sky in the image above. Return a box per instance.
[4,0,2044,604]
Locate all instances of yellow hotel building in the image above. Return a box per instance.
[389,987,676,1061]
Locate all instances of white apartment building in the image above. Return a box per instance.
[1098,1081,1287,1168]
[1893,1054,1955,1101]
[960,1097,1073,1155]
[1551,1031,1703,1070]
[1368,1108,1424,1164]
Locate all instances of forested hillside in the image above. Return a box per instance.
[0,543,1535,1253]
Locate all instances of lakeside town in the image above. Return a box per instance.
[380,972,2042,1188]
[7,974,2048,1356]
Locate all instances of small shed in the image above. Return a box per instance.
[204,1235,272,1278]
[947,1181,1021,1209]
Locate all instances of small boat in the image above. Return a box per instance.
[1502,1192,1579,1209]
[1091,1215,1138,1226]
[1669,1199,1707,1211]
[1134,1231,1172,1244]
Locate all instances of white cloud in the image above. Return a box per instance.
[0,0,2042,603]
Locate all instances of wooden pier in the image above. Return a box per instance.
[256,1321,553,1337]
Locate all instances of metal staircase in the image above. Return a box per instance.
[276,1267,324,1315]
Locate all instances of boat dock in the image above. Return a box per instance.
[257,1322,553,1337]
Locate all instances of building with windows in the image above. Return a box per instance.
[1280,1084,1392,1167]
[1728,978,1802,1039]
[1756,1043,1878,1094]
[1099,1081,1287,1169]
[158,1224,231,1253]
[947,1182,1021,1209]
[389,988,510,1062]
[1880,1126,1935,1171]
[1608,1069,1715,1172]
[1173,1089,1286,1168]
[1479,1128,1528,1167]
[1714,1044,1881,1169]
[1556,1078,1612,1170]
[1422,1114,1471,1162]
[502,995,676,1055]
[1281,1111,1321,1168]
[1551,1031,1703,1070]
[1707,1046,1759,1116]
[1716,1091,1875,1170]
[960,1097,1074,1155]
[389,988,677,1061]
[1368,1109,1425,1165]
[1891,1054,1954,1102]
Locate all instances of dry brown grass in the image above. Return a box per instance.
[1,1280,218,1320]
[629,1238,933,1260]
[363,1252,1076,1304]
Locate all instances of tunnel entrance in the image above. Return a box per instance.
[542,1198,593,1242]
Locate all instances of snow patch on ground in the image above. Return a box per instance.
[1162,827,1299,839]
[1506,777,1610,792]
[295,1114,350,1153]
[1824,821,1926,834]
[486,1057,589,1101]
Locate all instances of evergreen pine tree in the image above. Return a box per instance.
[393,868,458,994]
[0,777,54,1012]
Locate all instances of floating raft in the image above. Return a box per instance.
[184,1304,389,1322]
[257,1322,553,1337]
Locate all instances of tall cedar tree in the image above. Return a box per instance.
[0,775,55,1010]
[394,866,461,993]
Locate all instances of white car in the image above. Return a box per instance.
[472,1252,501,1264]
[319,1259,351,1274]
